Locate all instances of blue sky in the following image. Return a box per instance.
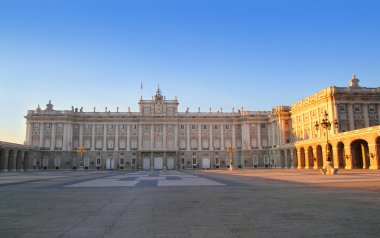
[1,0,380,143]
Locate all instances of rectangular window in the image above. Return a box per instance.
[108,124,114,129]
[180,125,185,130]
[214,125,219,130]
[86,124,91,130]
[120,159,124,165]
[261,124,266,128]
[192,158,197,165]
[96,158,101,166]
[191,125,196,130]
[225,125,230,130]
[34,124,39,129]
[339,105,346,112]
[97,124,102,130]
[203,125,208,130]
[354,105,361,112]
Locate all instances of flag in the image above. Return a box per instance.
[141,82,143,90]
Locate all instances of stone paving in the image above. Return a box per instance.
[1,169,380,238]
[65,171,225,188]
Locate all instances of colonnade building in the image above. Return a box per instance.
[1,75,379,171]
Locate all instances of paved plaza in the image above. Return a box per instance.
[1,169,380,238]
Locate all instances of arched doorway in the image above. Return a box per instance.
[299,147,306,168]
[307,146,314,169]
[316,145,323,168]
[0,148,5,171]
[292,148,298,168]
[350,140,370,169]
[16,151,24,171]
[337,142,345,168]
[8,150,15,171]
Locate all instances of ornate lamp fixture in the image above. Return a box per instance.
[315,111,338,162]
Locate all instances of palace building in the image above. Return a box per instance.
[1,75,379,172]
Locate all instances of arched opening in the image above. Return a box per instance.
[337,142,345,168]
[16,151,24,171]
[307,146,314,169]
[0,148,5,171]
[280,150,285,168]
[299,147,306,168]
[316,145,323,168]
[8,150,15,171]
[292,148,298,168]
[350,139,370,169]
[23,151,31,170]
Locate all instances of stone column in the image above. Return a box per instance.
[344,145,352,169]
[1,149,9,172]
[257,124,262,149]
[378,105,380,124]
[174,124,178,150]
[198,124,202,150]
[79,124,83,147]
[115,124,119,151]
[305,148,311,169]
[209,125,213,150]
[297,150,302,169]
[62,123,67,150]
[363,104,369,128]
[331,103,338,135]
[332,145,339,169]
[186,124,190,151]
[138,124,143,149]
[348,104,355,130]
[150,125,154,149]
[39,123,44,148]
[91,124,95,151]
[284,150,288,168]
[368,143,379,169]
[220,124,225,150]
[103,124,107,151]
[50,123,56,150]
[232,125,236,148]
[126,124,131,150]
[301,114,305,139]
[163,124,167,149]
[26,123,33,146]
[290,150,294,168]
[67,123,73,151]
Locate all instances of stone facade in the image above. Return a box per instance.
[23,87,289,170]
[11,75,380,171]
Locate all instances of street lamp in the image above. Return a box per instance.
[76,145,87,169]
[227,146,235,171]
[315,111,338,170]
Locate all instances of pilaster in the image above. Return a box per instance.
[103,124,107,151]
[39,123,44,148]
[115,124,119,151]
[50,123,56,150]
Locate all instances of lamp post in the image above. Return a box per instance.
[76,145,86,169]
[315,111,338,174]
[227,146,235,171]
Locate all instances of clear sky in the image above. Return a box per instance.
[1,0,380,144]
